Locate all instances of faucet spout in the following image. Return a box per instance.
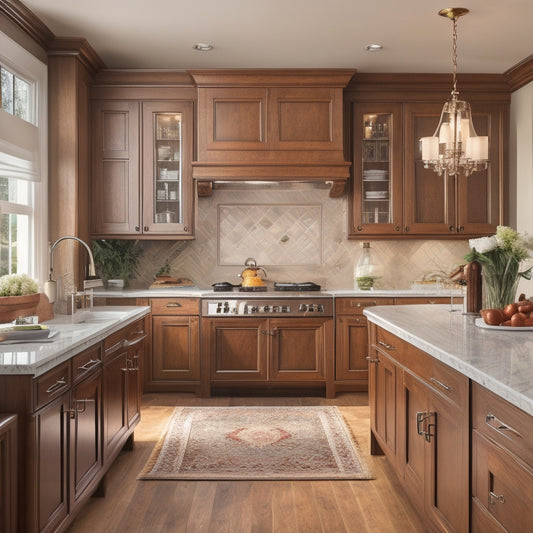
[45,236,103,304]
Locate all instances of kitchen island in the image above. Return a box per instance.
[0,306,151,533]
[363,304,533,533]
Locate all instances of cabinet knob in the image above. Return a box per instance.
[489,491,505,506]
[184,226,189,232]
[365,356,379,364]
[135,226,140,232]
[404,226,410,232]
[357,226,363,231]
[458,226,464,232]
[449,225,455,232]
[144,226,149,232]
[395,226,400,231]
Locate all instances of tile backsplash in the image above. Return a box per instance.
[131,184,469,290]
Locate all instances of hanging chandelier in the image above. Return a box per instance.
[420,7,488,177]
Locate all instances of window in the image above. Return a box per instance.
[0,31,47,283]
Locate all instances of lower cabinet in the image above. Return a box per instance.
[202,317,334,397]
[471,382,533,532]
[0,414,17,533]
[145,298,200,392]
[0,316,147,533]
[368,323,469,533]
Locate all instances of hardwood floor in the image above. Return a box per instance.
[66,392,425,533]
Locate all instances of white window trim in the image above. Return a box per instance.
[0,30,47,285]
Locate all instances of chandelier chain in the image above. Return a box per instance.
[451,16,458,96]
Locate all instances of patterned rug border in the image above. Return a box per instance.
[139,406,373,481]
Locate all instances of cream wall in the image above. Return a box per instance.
[510,81,533,297]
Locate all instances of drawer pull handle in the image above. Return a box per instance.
[166,302,182,308]
[430,377,453,392]
[485,413,522,439]
[416,411,435,442]
[45,378,66,394]
[378,340,395,350]
[365,356,379,364]
[78,358,101,371]
[489,491,505,506]
[351,301,377,308]
[123,334,147,348]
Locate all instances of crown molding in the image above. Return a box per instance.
[47,37,106,74]
[505,54,533,92]
[0,0,54,49]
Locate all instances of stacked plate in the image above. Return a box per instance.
[363,169,388,181]
[365,190,388,199]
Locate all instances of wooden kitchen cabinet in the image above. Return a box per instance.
[368,324,469,532]
[0,414,17,533]
[91,99,194,238]
[145,298,200,392]
[471,383,533,532]
[347,83,506,238]
[335,297,394,389]
[202,316,334,397]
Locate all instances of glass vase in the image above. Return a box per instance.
[481,263,520,310]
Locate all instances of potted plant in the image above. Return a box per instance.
[0,273,40,322]
[92,240,143,289]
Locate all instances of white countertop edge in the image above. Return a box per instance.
[364,307,533,417]
[0,306,151,377]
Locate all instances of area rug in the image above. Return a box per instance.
[139,406,372,480]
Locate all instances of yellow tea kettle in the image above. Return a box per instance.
[239,258,267,287]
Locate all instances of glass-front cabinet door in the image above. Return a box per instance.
[142,101,193,236]
[350,103,402,236]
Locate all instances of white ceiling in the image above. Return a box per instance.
[21,0,533,74]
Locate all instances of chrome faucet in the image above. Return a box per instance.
[44,236,103,304]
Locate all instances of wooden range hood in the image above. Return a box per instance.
[189,69,356,197]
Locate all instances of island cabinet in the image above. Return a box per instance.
[90,99,194,239]
[347,78,508,238]
[471,382,533,532]
[0,414,17,533]
[201,317,335,398]
[146,298,200,392]
[368,323,469,533]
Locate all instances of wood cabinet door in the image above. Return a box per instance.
[103,352,127,462]
[91,100,141,235]
[207,318,268,381]
[151,315,200,382]
[0,415,17,533]
[34,391,69,533]
[350,102,403,236]
[426,387,469,533]
[197,87,268,157]
[142,100,194,235]
[126,335,145,428]
[70,369,103,507]
[455,104,503,235]
[335,315,369,382]
[268,87,342,151]
[269,318,328,381]
[403,102,457,235]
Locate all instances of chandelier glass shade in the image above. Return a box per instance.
[420,8,489,177]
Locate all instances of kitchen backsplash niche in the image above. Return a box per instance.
[131,185,469,290]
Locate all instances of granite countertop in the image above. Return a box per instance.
[95,288,463,298]
[0,306,151,377]
[363,304,533,416]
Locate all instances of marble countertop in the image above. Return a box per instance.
[95,288,462,298]
[363,305,533,416]
[0,306,151,377]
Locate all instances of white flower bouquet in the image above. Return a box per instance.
[0,273,39,296]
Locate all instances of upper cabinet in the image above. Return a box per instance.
[190,69,355,196]
[90,76,195,239]
[347,74,509,238]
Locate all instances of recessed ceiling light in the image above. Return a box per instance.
[365,44,383,52]
[193,43,214,52]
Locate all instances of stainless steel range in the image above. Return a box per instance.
[201,295,333,317]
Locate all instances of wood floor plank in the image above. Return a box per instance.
[66,392,426,533]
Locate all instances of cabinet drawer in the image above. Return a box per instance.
[150,298,199,316]
[394,296,461,305]
[406,344,468,409]
[33,362,71,411]
[472,382,533,468]
[104,318,146,359]
[72,344,102,383]
[472,430,533,532]
[373,327,405,365]
[335,297,394,315]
